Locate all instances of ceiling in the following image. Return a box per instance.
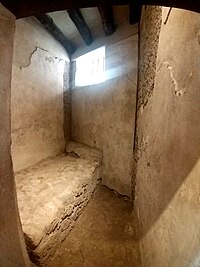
[2,0,200,59]
[48,6,138,58]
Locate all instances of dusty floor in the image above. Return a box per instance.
[47,186,141,267]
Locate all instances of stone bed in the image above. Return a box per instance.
[15,142,102,266]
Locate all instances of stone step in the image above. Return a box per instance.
[66,141,103,163]
[15,143,102,266]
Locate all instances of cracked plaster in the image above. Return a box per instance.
[11,18,69,172]
[18,46,64,70]
[135,7,200,267]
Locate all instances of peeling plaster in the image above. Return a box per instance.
[164,61,185,96]
[11,20,68,173]
[135,6,200,267]
[164,61,193,97]
[17,46,64,70]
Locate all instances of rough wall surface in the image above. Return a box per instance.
[135,7,200,267]
[0,5,30,267]
[11,17,70,172]
[137,6,162,110]
[72,35,138,196]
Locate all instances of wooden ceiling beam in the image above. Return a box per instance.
[67,9,93,46]
[98,6,116,36]
[1,0,200,19]
[129,1,142,24]
[35,14,76,56]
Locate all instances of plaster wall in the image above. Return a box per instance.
[135,6,200,267]
[11,17,70,172]
[0,4,30,266]
[71,35,138,196]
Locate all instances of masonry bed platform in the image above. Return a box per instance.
[15,142,102,266]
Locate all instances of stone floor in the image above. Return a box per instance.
[47,186,141,267]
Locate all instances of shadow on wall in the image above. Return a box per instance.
[71,35,138,196]
[135,6,200,266]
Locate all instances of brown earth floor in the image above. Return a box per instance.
[47,186,141,267]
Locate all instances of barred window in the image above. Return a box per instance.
[74,46,106,87]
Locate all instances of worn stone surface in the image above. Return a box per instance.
[48,186,141,267]
[15,152,102,265]
[0,5,30,267]
[72,35,138,197]
[11,17,70,173]
[66,141,103,163]
[135,7,200,267]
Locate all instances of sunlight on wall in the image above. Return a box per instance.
[140,158,200,267]
[74,46,106,87]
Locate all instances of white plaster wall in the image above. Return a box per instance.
[72,35,138,196]
[11,17,69,172]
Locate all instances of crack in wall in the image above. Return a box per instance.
[18,46,64,70]
[102,185,130,200]
[164,61,185,96]
[126,73,137,85]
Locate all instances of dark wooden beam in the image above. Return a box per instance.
[129,1,142,24]
[35,14,76,56]
[1,0,200,19]
[98,6,116,36]
[67,9,93,46]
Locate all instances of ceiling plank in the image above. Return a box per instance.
[35,13,76,56]
[129,1,142,24]
[67,9,93,46]
[1,0,200,19]
[98,6,116,36]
